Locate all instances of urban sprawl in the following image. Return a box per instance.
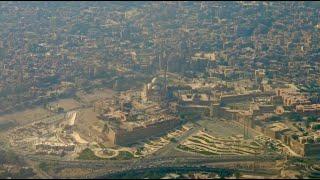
[0,1,319,179]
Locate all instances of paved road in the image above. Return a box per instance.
[24,153,283,179]
[155,125,201,157]
[98,163,281,179]
[87,154,283,179]
[24,159,52,179]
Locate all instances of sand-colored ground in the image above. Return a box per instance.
[74,108,107,145]
[0,107,50,126]
[49,99,82,111]
[72,131,88,144]
[56,167,94,178]
[77,88,115,104]
[66,111,77,126]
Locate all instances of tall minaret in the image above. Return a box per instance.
[159,39,165,72]
[8,32,14,50]
[0,36,3,48]
[164,53,168,92]
[162,51,168,101]
[18,59,23,84]
[50,16,57,40]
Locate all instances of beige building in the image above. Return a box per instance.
[105,117,181,146]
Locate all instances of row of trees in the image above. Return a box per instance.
[0,149,35,179]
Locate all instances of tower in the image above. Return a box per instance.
[8,32,14,50]
[243,117,249,140]
[113,79,118,90]
[88,65,95,79]
[200,2,205,10]
[0,36,3,78]
[162,51,168,101]
[0,36,3,48]
[50,16,57,40]
[158,39,165,72]
[18,59,23,84]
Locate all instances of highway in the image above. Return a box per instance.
[24,153,283,179]
[98,164,281,179]
[87,154,283,179]
[154,124,201,157]
[98,165,236,179]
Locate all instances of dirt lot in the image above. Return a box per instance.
[49,98,82,111]
[76,88,115,104]
[0,107,50,127]
[74,108,109,145]
[55,167,95,178]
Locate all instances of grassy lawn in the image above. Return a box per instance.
[111,151,134,160]
[250,141,261,147]
[198,150,218,155]
[227,102,251,110]
[188,138,204,144]
[193,135,213,143]
[39,162,50,172]
[177,144,217,156]
[177,144,199,153]
[77,148,103,160]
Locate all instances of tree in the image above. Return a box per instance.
[306,115,318,128]
[288,112,302,121]
[0,170,11,179]
[312,124,320,131]
[217,169,233,179]
[6,150,19,164]
[291,134,299,140]
[57,107,64,113]
[307,138,314,144]
[170,138,178,143]
[234,171,241,179]
[0,48,7,58]
[219,101,226,107]
[268,115,282,122]
[16,168,35,179]
[307,115,317,123]
[39,162,49,172]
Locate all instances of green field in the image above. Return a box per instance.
[77,148,103,160]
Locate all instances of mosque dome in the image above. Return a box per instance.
[152,85,161,91]
[151,77,164,85]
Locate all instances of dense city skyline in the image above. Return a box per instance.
[0,1,319,179]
